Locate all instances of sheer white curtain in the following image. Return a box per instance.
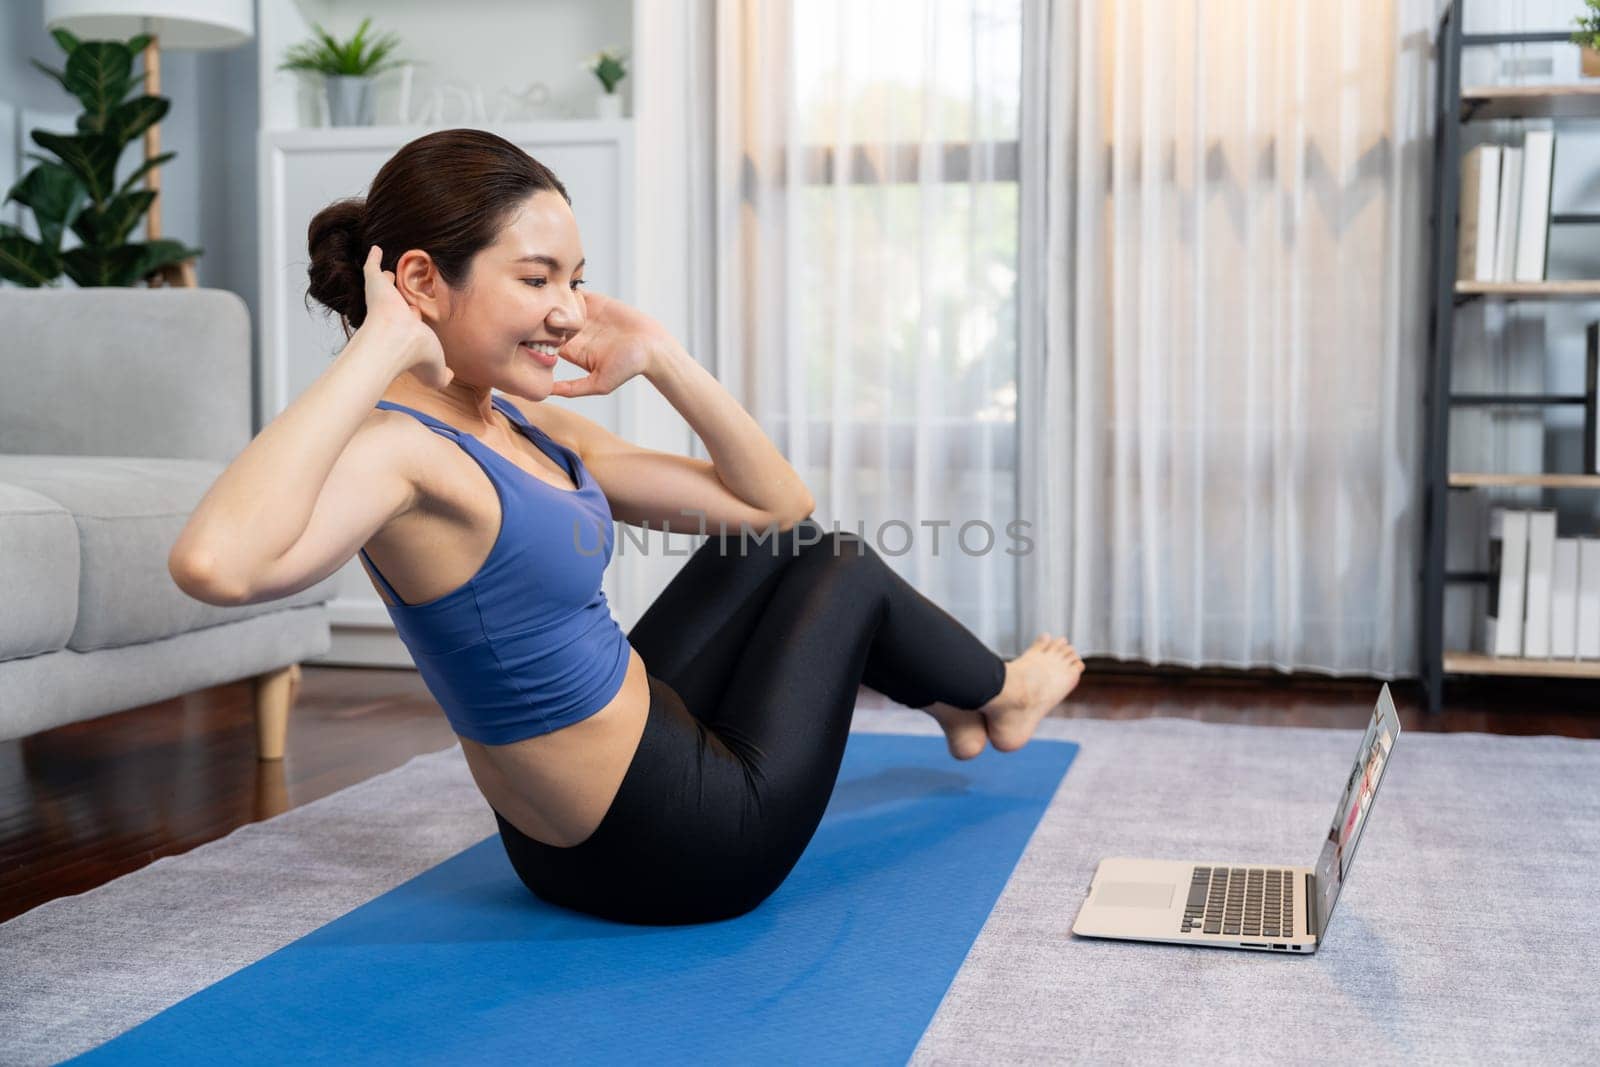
[658,0,1025,653]
[1018,0,1435,678]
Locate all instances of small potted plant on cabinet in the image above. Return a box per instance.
[585,47,629,119]
[279,17,407,127]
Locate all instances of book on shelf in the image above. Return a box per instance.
[1481,510,1600,661]
[1579,539,1600,659]
[1458,143,1501,282]
[1514,129,1555,283]
[1522,509,1557,658]
[1484,507,1528,657]
[1552,538,1579,659]
[1493,145,1523,282]
[1457,133,1556,283]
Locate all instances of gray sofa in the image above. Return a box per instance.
[0,287,341,760]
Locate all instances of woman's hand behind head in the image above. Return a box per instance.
[360,246,452,388]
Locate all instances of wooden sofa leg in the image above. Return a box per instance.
[253,663,301,761]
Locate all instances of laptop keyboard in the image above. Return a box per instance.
[1181,866,1294,938]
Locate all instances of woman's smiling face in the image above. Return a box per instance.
[432,189,588,399]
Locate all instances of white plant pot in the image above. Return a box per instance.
[326,75,376,126]
[595,93,623,120]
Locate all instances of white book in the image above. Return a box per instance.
[1522,509,1557,658]
[1458,144,1502,281]
[1514,129,1555,282]
[1493,146,1523,281]
[1487,509,1529,657]
[1551,538,1579,659]
[1578,539,1600,660]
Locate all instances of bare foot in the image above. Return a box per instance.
[923,701,989,761]
[979,633,1085,752]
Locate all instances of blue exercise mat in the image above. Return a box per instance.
[72,733,1078,1066]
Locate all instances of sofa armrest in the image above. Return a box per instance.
[0,287,252,463]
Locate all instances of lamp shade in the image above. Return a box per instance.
[43,0,253,50]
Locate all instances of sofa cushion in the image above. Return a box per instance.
[0,482,80,660]
[0,456,341,652]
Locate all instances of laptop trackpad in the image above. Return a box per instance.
[1096,881,1175,908]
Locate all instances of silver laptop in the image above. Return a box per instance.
[1071,684,1400,954]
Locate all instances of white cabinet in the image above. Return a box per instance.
[258,121,634,665]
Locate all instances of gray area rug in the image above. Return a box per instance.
[2,710,1596,1065]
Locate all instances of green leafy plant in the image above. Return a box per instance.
[278,17,406,77]
[582,47,628,95]
[0,29,201,287]
[1572,0,1600,50]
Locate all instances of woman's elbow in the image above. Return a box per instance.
[168,549,246,606]
[773,492,816,531]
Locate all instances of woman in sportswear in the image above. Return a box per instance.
[171,129,1084,925]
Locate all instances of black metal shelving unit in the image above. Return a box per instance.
[1420,3,1600,714]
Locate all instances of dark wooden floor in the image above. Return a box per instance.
[3,661,1596,924]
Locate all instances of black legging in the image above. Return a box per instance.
[493,517,1008,925]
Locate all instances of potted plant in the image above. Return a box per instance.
[278,17,407,127]
[0,28,201,288]
[583,47,629,119]
[1572,0,1600,78]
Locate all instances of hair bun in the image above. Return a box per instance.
[305,197,369,336]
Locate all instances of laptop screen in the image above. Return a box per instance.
[1310,684,1401,939]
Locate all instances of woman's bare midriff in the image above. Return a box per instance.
[457,650,650,849]
[357,404,653,850]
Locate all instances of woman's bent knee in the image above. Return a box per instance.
[808,529,881,573]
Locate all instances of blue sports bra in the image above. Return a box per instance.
[358,394,632,745]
